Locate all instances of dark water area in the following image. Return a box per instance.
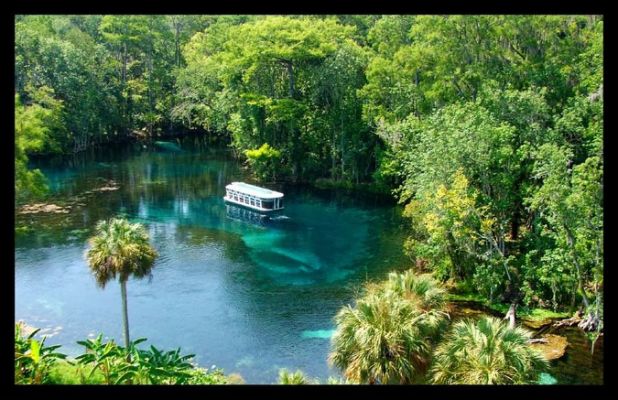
[15,137,410,383]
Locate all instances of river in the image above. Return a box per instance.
[14,136,602,384]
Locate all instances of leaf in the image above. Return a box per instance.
[30,340,41,364]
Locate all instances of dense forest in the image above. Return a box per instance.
[15,15,603,337]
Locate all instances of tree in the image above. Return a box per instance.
[278,369,310,384]
[528,145,603,329]
[430,316,548,384]
[329,270,447,384]
[15,89,63,203]
[244,143,281,181]
[85,218,158,349]
[175,16,375,183]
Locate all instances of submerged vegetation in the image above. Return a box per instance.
[15,14,602,384]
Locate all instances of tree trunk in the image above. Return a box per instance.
[331,129,337,180]
[504,302,517,329]
[510,202,521,241]
[120,280,131,350]
[285,61,295,98]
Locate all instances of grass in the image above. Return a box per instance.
[446,292,487,303]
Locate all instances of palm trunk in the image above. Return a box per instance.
[120,280,130,349]
[504,302,517,329]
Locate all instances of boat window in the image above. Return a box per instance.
[262,200,274,210]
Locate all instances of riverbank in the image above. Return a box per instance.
[447,293,571,328]
[446,299,603,384]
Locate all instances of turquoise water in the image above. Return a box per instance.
[15,138,410,383]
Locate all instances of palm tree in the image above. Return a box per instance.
[85,218,158,349]
[429,316,548,384]
[278,369,309,384]
[329,270,448,384]
[370,270,449,337]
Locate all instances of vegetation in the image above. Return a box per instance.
[15,323,67,384]
[329,271,549,384]
[329,270,448,384]
[15,324,231,385]
[15,14,603,384]
[368,16,603,328]
[15,89,62,202]
[278,369,310,384]
[85,218,158,349]
[244,143,282,181]
[430,316,548,384]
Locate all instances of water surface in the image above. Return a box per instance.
[15,138,409,383]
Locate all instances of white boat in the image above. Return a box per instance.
[223,182,284,212]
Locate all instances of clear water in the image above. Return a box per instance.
[15,137,410,383]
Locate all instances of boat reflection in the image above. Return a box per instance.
[225,203,273,226]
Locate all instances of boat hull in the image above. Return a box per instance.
[223,196,284,213]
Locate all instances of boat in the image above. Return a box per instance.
[223,182,284,212]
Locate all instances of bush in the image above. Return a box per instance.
[244,143,281,181]
[15,323,67,384]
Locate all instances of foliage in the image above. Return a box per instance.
[176,16,375,183]
[429,316,548,384]
[14,90,63,203]
[15,323,67,384]
[47,359,105,384]
[85,218,158,349]
[244,143,282,181]
[329,270,448,384]
[85,218,158,287]
[75,335,228,384]
[14,326,232,385]
[278,369,310,384]
[15,15,211,152]
[370,15,604,320]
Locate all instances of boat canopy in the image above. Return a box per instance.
[225,182,283,199]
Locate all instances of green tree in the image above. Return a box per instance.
[244,143,282,181]
[329,270,447,384]
[430,316,548,384]
[176,16,375,183]
[15,89,63,203]
[528,145,603,329]
[85,218,158,349]
[278,369,310,384]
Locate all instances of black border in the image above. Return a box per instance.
[4,0,612,398]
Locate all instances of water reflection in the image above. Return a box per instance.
[225,204,271,227]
